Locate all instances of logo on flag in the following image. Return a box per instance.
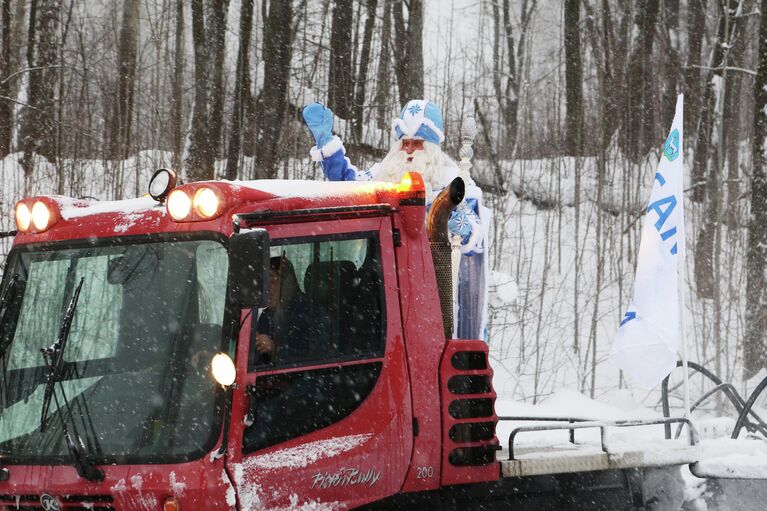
[664,129,680,162]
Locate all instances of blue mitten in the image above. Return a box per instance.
[302,103,334,148]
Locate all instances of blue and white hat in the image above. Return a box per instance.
[392,100,445,145]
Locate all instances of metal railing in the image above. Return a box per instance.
[661,360,767,439]
[502,417,696,461]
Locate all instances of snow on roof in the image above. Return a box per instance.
[59,195,159,220]
[52,179,391,221]
[236,179,390,199]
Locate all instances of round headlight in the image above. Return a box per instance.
[31,201,51,231]
[15,203,31,231]
[167,189,192,221]
[148,168,177,202]
[194,188,219,218]
[211,353,236,387]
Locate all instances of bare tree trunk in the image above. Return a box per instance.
[581,0,615,147]
[723,0,750,225]
[187,0,211,181]
[660,0,680,131]
[564,0,583,155]
[19,0,38,188]
[34,0,58,161]
[694,0,740,298]
[512,0,536,153]
[489,0,519,157]
[392,0,408,105]
[0,0,15,158]
[406,0,423,99]
[621,0,660,161]
[392,0,423,106]
[374,0,392,130]
[225,0,253,180]
[351,0,377,143]
[254,0,293,179]
[187,0,227,181]
[20,0,60,188]
[692,0,735,204]
[171,0,185,170]
[56,0,72,194]
[329,0,353,119]
[208,0,228,162]
[684,0,706,140]
[107,0,139,161]
[600,0,618,145]
[745,0,767,377]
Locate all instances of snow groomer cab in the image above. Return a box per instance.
[0,169,696,510]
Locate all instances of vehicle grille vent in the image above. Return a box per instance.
[439,340,500,486]
[0,494,115,511]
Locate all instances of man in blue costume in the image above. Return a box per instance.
[302,100,489,340]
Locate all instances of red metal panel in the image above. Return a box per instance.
[0,458,233,510]
[393,205,448,493]
[225,216,414,510]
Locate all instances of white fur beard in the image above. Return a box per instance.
[377,141,445,192]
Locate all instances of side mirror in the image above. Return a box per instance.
[228,229,270,308]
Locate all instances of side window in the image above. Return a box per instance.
[248,235,384,369]
[243,233,385,453]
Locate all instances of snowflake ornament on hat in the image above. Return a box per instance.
[392,100,445,144]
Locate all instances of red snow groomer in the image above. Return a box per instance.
[0,170,699,510]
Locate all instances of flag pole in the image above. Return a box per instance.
[679,256,692,423]
[678,94,693,426]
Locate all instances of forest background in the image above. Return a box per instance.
[2,0,767,413]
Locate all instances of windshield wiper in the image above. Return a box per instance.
[39,277,104,482]
[0,275,19,408]
[0,274,19,351]
[0,274,18,313]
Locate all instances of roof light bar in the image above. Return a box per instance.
[15,203,31,232]
[167,189,192,221]
[14,197,59,233]
[166,184,226,222]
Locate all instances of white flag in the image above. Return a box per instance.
[611,94,685,388]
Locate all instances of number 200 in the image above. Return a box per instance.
[416,466,434,479]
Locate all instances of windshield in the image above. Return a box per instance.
[0,236,229,464]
